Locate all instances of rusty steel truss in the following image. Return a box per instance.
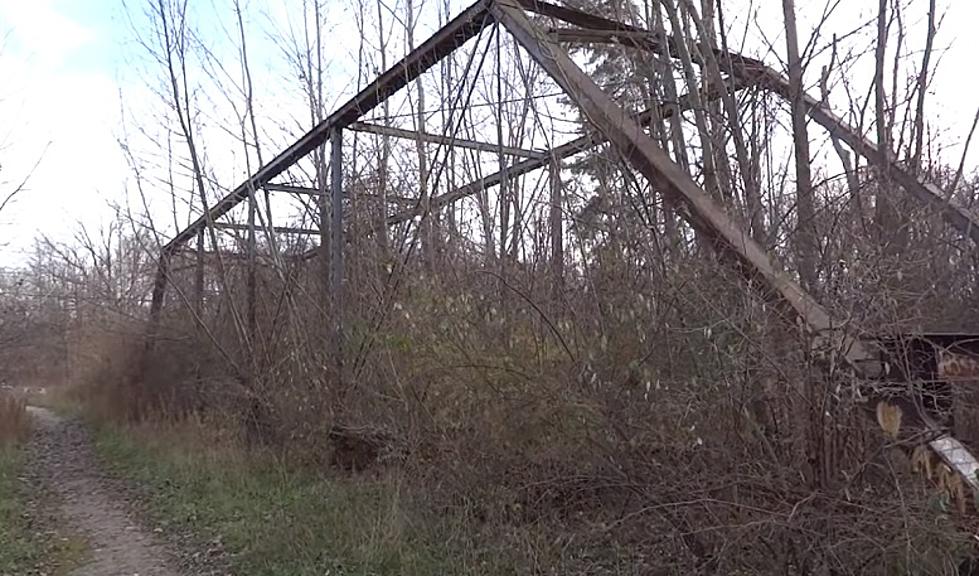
[145,0,979,511]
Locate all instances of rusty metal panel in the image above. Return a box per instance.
[879,333,979,382]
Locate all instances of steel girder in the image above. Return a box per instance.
[159,0,493,255]
[490,0,979,501]
[517,0,979,245]
[148,0,494,324]
[145,0,979,504]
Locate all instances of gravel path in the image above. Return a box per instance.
[27,406,181,576]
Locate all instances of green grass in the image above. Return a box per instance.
[0,447,40,572]
[91,424,512,576]
[0,439,89,576]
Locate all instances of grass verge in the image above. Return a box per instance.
[0,402,89,576]
[0,446,45,573]
[91,422,512,576]
[0,393,30,444]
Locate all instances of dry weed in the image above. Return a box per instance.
[0,392,30,445]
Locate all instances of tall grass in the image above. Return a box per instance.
[0,447,40,572]
[0,392,29,445]
[0,394,41,573]
[92,422,514,576]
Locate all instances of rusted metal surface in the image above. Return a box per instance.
[144,0,979,516]
[387,76,747,226]
[878,333,979,384]
[145,253,171,348]
[874,335,969,429]
[940,350,979,381]
[524,0,979,246]
[330,127,344,376]
[213,222,320,235]
[549,155,563,289]
[160,0,492,255]
[195,229,204,317]
[349,121,546,158]
[492,0,872,365]
[494,0,979,510]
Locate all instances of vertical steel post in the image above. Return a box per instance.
[247,185,257,346]
[330,128,344,376]
[194,229,204,317]
[318,140,330,305]
[145,252,171,353]
[549,155,563,294]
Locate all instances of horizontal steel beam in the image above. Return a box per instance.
[523,0,766,71]
[265,183,324,196]
[349,121,546,158]
[213,222,320,235]
[548,27,667,48]
[386,73,747,226]
[267,182,418,205]
[160,0,492,254]
[172,248,307,261]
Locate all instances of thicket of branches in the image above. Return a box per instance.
[5,0,979,573]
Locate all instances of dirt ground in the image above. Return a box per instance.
[27,406,182,576]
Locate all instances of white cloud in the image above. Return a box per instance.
[0,0,97,67]
[0,0,126,263]
[0,0,976,267]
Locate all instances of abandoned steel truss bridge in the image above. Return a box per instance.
[144,0,979,518]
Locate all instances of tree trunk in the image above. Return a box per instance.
[781,0,817,292]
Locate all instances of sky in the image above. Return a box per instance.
[0,0,128,262]
[0,0,977,266]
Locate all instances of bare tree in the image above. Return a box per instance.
[781,0,818,291]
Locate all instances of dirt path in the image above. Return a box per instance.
[27,407,182,576]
